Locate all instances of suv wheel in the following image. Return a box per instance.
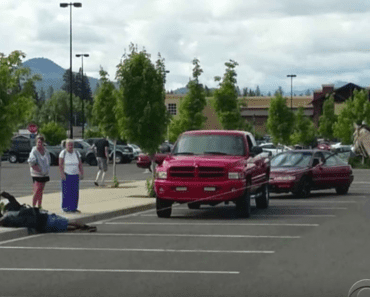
[8,153,18,163]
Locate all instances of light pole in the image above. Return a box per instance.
[287,74,296,110]
[76,53,89,139]
[60,2,82,138]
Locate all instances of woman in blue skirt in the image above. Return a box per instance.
[58,139,84,213]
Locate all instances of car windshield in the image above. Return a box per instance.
[172,134,245,156]
[271,152,313,167]
[77,141,90,148]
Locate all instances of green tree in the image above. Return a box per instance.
[290,107,317,146]
[0,51,39,155]
[255,85,261,96]
[39,122,67,145]
[333,89,370,144]
[318,94,337,141]
[274,86,284,96]
[212,60,249,130]
[169,58,207,142]
[116,44,170,158]
[93,67,121,181]
[38,90,79,128]
[266,94,295,145]
[47,85,54,99]
[39,87,46,102]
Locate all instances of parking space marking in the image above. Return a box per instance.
[140,214,336,217]
[56,233,300,239]
[104,222,319,227]
[271,200,357,204]
[0,246,275,254]
[0,268,240,274]
[0,234,44,245]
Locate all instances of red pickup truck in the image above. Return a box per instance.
[137,130,270,218]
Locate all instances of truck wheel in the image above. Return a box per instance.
[50,154,58,166]
[336,185,349,195]
[256,183,269,209]
[156,198,172,218]
[115,152,123,164]
[8,153,18,163]
[292,177,311,198]
[87,155,97,166]
[188,202,201,209]
[236,185,251,218]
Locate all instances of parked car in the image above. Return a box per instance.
[60,139,92,162]
[259,143,291,157]
[269,149,354,198]
[84,138,134,165]
[4,135,35,163]
[127,144,142,159]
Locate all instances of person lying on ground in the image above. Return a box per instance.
[0,192,97,233]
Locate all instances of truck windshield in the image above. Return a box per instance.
[173,135,245,156]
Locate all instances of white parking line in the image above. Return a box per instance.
[0,267,240,274]
[140,214,336,217]
[272,200,357,204]
[0,246,275,254]
[104,222,319,227]
[0,234,44,245]
[56,233,300,239]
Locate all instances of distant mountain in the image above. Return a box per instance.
[22,58,100,97]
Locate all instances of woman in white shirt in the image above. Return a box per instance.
[58,139,84,213]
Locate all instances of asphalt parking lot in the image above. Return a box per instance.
[0,169,369,296]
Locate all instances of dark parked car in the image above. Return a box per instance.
[4,135,35,164]
[269,150,354,198]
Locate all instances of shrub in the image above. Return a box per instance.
[146,177,156,197]
[39,122,67,145]
[348,155,370,169]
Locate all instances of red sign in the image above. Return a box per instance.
[27,123,38,134]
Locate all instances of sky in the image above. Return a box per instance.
[2,0,370,94]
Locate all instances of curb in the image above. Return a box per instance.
[0,202,156,242]
[68,202,156,225]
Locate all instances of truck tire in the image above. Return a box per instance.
[255,183,269,209]
[336,185,349,195]
[8,153,18,163]
[188,202,201,209]
[115,152,123,164]
[236,184,251,218]
[50,154,58,166]
[292,177,311,198]
[86,155,97,166]
[156,198,172,218]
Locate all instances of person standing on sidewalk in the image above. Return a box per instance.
[92,137,109,186]
[28,135,51,208]
[59,139,84,213]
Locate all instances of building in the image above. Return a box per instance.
[164,83,367,135]
[311,83,365,127]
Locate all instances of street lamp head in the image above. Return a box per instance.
[76,54,89,57]
[73,3,82,7]
[83,54,89,57]
[59,3,68,7]
[287,74,297,78]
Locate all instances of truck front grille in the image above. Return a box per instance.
[169,166,225,178]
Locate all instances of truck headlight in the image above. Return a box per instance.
[157,171,167,179]
[274,175,296,181]
[228,172,243,180]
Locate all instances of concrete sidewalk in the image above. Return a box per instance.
[0,180,156,241]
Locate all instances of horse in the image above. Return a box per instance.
[353,123,370,158]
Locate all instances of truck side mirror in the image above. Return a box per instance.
[250,146,263,157]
